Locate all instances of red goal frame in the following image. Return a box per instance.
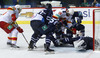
[93,9,95,51]
[93,9,100,51]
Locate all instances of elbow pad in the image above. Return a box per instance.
[11,14,16,21]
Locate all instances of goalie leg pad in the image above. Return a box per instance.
[0,21,15,34]
[74,39,87,51]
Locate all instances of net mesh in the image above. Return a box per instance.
[94,9,100,50]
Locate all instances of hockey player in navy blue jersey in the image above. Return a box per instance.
[28,3,57,52]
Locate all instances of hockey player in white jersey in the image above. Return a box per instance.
[52,8,76,46]
[0,5,23,48]
[52,8,84,47]
[52,8,93,51]
[57,8,86,47]
[66,8,85,38]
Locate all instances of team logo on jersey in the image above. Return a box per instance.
[42,25,48,31]
[7,25,13,30]
[20,12,34,17]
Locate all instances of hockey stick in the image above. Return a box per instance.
[21,33,29,45]
[63,25,76,34]
[63,25,73,32]
[15,22,29,45]
[57,20,73,32]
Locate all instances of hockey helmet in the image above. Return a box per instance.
[67,9,74,15]
[61,8,67,13]
[7,6,16,11]
[45,3,52,9]
[15,5,22,13]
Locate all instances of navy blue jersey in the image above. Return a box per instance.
[38,9,53,25]
[71,11,83,25]
[72,11,83,19]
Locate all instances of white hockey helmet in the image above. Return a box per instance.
[7,6,16,11]
[61,8,66,12]
[67,9,74,15]
[15,5,22,13]
[61,8,67,14]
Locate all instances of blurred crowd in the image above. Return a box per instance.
[80,0,100,7]
[0,0,100,8]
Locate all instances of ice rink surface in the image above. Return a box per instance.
[0,24,100,58]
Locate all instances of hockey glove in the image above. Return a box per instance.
[17,27,23,33]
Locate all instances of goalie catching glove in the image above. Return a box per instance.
[17,27,23,33]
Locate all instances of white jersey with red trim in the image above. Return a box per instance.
[0,7,19,23]
[53,9,70,23]
[53,9,64,19]
[53,9,71,20]
[66,15,73,28]
[15,9,20,18]
[0,10,15,23]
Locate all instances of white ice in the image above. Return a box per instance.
[0,24,100,58]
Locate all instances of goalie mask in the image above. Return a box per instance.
[15,5,22,13]
[74,39,87,51]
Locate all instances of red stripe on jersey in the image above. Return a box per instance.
[8,37,12,40]
[7,7,13,10]
[52,15,58,19]
[12,37,17,41]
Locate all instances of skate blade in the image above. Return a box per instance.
[10,45,20,50]
[10,47,20,50]
[28,49,33,51]
[45,51,55,55]
[11,46,20,48]
[28,48,33,51]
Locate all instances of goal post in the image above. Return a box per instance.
[93,9,100,51]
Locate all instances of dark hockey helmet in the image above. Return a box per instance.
[45,3,52,9]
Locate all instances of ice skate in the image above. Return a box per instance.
[7,42,12,46]
[28,40,37,51]
[11,44,20,48]
[44,44,55,54]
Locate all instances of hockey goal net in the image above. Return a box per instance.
[93,9,100,51]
